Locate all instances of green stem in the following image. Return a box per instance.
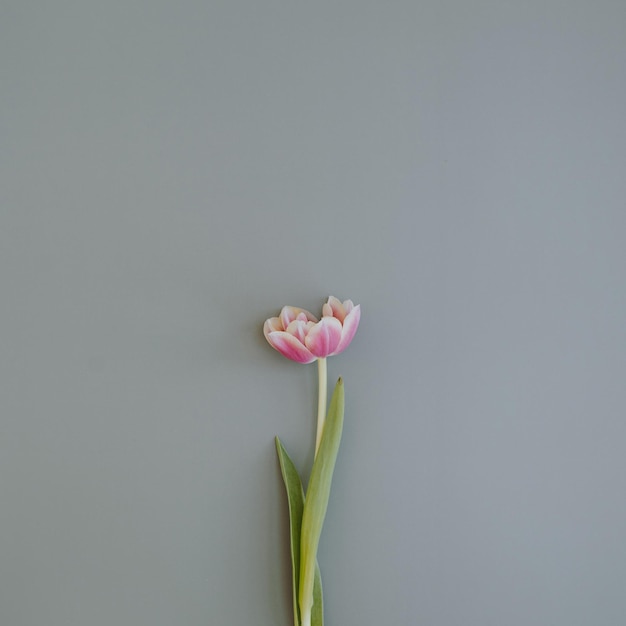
[314,358,327,457]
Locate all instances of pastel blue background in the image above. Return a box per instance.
[1,2,625,625]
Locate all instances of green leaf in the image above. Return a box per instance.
[299,378,344,626]
[312,562,323,626]
[275,437,324,626]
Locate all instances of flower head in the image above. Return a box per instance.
[263,297,361,363]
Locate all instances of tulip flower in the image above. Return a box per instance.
[263,298,360,363]
[264,297,360,453]
[265,297,360,626]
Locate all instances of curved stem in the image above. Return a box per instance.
[314,358,327,456]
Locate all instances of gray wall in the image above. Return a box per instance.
[1,2,625,625]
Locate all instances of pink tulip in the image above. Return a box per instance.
[263,297,361,363]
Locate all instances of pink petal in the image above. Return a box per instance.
[333,304,361,354]
[263,317,283,339]
[280,306,317,329]
[305,316,343,358]
[325,296,346,322]
[285,319,310,343]
[266,331,317,363]
[279,306,299,328]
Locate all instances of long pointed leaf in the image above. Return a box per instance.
[276,437,324,626]
[312,562,323,626]
[299,378,344,626]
